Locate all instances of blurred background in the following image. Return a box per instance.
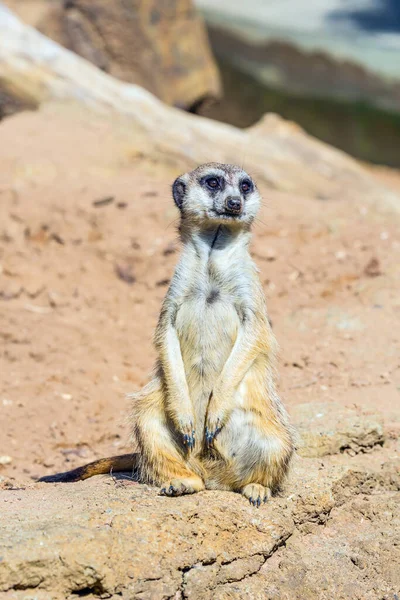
[197,0,400,167]
[2,0,400,166]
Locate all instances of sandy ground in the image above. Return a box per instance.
[0,106,399,485]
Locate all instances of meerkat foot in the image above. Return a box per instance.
[241,483,271,507]
[160,476,205,497]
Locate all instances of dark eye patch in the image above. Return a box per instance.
[200,175,225,194]
[240,178,253,194]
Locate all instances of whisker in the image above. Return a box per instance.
[165,217,180,231]
[253,216,270,230]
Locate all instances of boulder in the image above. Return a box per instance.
[1,457,398,598]
[293,403,384,458]
[34,0,221,111]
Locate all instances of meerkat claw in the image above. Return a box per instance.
[183,430,195,450]
[179,418,196,451]
[249,497,260,508]
[205,427,212,446]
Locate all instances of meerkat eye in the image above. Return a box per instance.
[205,177,220,190]
[241,179,253,194]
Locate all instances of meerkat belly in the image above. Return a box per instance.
[176,290,239,393]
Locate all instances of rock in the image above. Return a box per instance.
[214,492,400,600]
[114,262,135,285]
[292,403,385,458]
[0,479,292,596]
[0,82,38,120]
[364,257,382,277]
[0,457,398,598]
[0,455,12,465]
[30,0,222,111]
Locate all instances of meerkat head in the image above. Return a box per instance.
[172,163,260,228]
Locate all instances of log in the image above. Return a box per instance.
[0,4,398,212]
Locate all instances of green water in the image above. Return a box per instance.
[203,60,400,168]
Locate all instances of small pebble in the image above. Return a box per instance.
[335,250,347,261]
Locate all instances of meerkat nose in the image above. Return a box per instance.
[225,196,242,214]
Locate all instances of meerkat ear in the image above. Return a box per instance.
[172,177,186,210]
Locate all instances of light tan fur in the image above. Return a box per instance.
[40,163,295,506]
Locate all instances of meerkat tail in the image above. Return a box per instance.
[38,453,138,483]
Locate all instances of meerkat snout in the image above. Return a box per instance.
[225,196,242,214]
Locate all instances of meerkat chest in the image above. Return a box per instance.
[175,259,248,381]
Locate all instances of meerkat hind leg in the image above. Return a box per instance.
[132,380,205,497]
[140,428,205,497]
[214,360,293,506]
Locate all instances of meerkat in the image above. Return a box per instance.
[40,163,295,506]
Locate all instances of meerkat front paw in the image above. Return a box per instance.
[177,416,196,451]
[205,417,223,447]
[205,393,230,446]
[241,483,271,507]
